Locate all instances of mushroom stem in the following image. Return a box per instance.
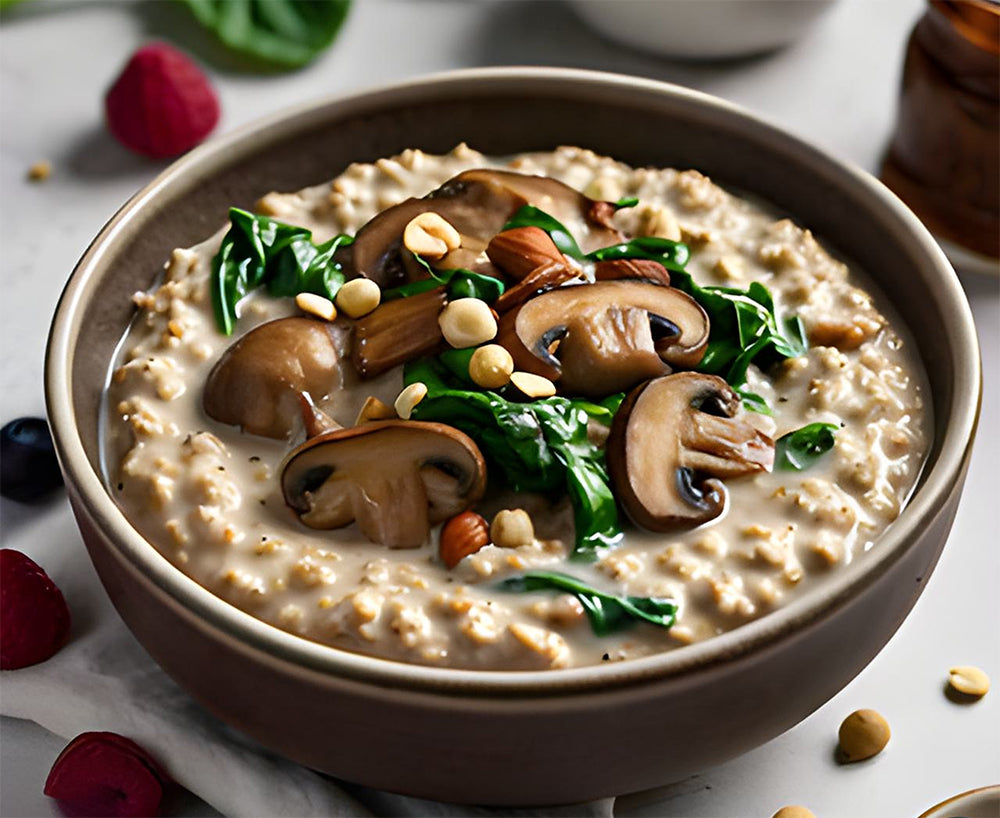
[297,393,342,439]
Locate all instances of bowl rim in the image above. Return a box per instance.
[45,66,981,697]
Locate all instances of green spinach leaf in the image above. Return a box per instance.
[382,252,505,303]
[613,196,640,209]
[498,571,678,635]
[502,205,585,260]
[210,207,352,335]
[774,422,839,471]
[403,358,622,559]
[180,0,351,69]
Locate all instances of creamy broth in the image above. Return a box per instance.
[104,145,929,670]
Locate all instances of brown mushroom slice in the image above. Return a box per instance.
[352,286,448,379]
[203,317,339,440]
[496,280,709,397]
[350,169,622,287]
[606,373,775,531]
[281,420,487,548]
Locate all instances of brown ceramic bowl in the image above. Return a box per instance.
[45,68,980,805]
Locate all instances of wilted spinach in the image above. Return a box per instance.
[774,422,838,471]
[404,358,622,559]
[502,207,807,412]
[498,571,678,635]
[210,207,352,335]
[382,253,505,304]
[180,0,351,69]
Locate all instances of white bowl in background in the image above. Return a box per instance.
[569,0,840,60]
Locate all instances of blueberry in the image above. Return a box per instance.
[1,417,63,502]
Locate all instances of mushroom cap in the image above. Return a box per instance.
[496,280,709,398]
[606,373,774,531]
[350,169,622,287]
[203,317,340,440]
[281,420,487,548]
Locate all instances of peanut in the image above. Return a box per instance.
[336,278,381,319]
[490,509,534,549]
[403,212,461,259]
[948,665,990,699]
[510,371,556,399]
[394,382,427,420]
[438,298,497,349]
[295,292,337,321]
[355,396,396,425]
[469,345,514,389]
[837,709,890,762]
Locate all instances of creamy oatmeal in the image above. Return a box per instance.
[104,145,929,670]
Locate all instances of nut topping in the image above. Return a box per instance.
[439,511,490,568]
[594,258,671,287]
[487,227,568,281]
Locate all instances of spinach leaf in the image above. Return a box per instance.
[180,0,351,69]
[613,196,639,209]
[502,205,585,260]
[404,358,623,559]
[592,235,806,412]
[210,207,352,335]
[498,571,677,636]
[382,252,505,303]
[774,422,839,471]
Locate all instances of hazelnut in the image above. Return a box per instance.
[490,509,534,549]
[438,298,497,349]
[469,345,514,389]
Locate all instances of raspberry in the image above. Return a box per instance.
[44,732,170,818]
[0,549,71,669]
[105,42,219,158]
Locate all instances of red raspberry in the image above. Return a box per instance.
[0,549,71,669]
[105,42,220,158]
[44,732,170,818]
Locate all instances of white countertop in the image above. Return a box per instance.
[1,1,997,816]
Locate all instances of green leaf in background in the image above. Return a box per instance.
[774,422,839,471]
[498,571,678,636]
[210,207,352,335]
[403,358,623,559]
[181,0,351,69]
[586,234,691,272]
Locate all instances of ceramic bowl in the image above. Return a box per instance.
[45,68,980,806]
[568,0,840,60]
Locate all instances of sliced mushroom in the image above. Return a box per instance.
[350,169,623,287]
[281,420,487,548]
[203,317,339,439]
[495,280,709,397]
[352,286,448,379]
[606,373,775,530]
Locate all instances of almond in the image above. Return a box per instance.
[594,258,671,287]
[494,260,579,313]
[587,200,618,229]
[486,227,567,281]
[439,511,490,568]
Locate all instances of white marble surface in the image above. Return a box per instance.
[1,1,997,816]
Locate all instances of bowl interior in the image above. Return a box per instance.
[54,68,978,688]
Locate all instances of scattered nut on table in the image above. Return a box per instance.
[772,807,816,818]
[837,708,890,762]
[948,665,990,699]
